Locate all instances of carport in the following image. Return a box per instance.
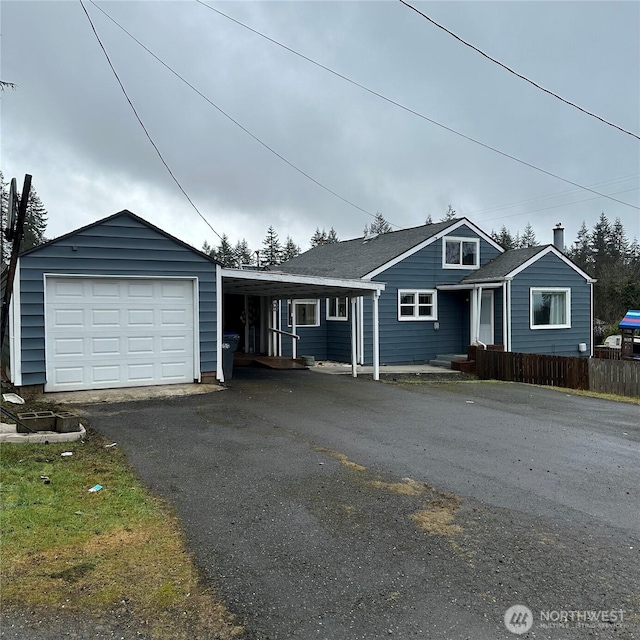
[219,268,385,382]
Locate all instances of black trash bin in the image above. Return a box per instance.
[222,333,240,381]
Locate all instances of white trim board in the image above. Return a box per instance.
[363,218,504,279]
[9,259,22,386]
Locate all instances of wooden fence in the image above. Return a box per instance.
[589,358,640,397]
[475,349,639,397]
[593,347,623,360]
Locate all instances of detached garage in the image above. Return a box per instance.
[8,210,219,392]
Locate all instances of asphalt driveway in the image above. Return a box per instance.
[82,370,639,639]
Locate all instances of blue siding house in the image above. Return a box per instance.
[8,210,221,392]
[277,218,594,364]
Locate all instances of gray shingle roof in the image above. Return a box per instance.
[460,245,547,282]
[275,220,458,278]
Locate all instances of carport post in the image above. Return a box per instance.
[351,297,357,377]
[291,300,297,360]
[372,290,380,381]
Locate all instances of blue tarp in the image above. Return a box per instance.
[619,310,640,329]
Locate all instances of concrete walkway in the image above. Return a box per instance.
[310,361,462,376]
[31,382,224,406]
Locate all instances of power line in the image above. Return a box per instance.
[89,1,398,229]
[474,187,639,225]
[398,0,640,142]
[79,0,224,241]
[461,173,640,217]
[196,2,639,212]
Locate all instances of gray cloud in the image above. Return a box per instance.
[2,1,638,253]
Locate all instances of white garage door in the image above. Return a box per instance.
[45,277,196,392]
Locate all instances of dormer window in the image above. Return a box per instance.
[443,237,479,269]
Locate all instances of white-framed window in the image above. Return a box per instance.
[287,299,320,327]
[326,297,348,321]
[443,236,480,269]
[398,289,437,321]
[530,288,571,329]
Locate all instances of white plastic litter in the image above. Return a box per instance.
[2,393,25,404]
[61,451,73,457]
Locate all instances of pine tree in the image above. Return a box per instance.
[611,217,629,261]
[589,212,615,279]
[201,240,215,257]
[262,226,282,266]
[491,225,515,250]
[1,178,49,260]
[310,227,327,247]
[20,187,48,253]
[215,234,236,267]
[441,204,457,222]
[520,222,537,248]
[568,221,591,272]
[369,212,392,235]
[282,236,301,261]
[234,238,254,267]
[1,171,9,263]
[326,227,340,244]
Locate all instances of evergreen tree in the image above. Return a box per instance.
[201,240,215,257]
[282,236,301,261]
[611,217,629,261]
[262,226,282,266]
[234,238,254,267]
[21,187,48,252]
[441,204,457,222]
[362,223,369,237]
[589,212,615,279]
[568,221,591,272]
[215,234,236,267]
[1,171,9,263]
[310,227,327,247]
[326,227,340,244]
[368,212,392,235]
[520,222,537,248]
[1,176,48,260]
[491,225,515,250]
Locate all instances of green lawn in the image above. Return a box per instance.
[0,426,242,639]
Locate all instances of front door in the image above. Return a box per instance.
[479,290,494,345]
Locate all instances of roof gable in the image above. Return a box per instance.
[462,244,594,283]
[19,210,221,265]
[277,218,502,279]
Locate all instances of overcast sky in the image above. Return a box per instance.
[2,1,639,255]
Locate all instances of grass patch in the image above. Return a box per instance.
[0,427,242,639]
[313,446,367,472]
[543,385,640,405]
[369,477,427,496]
[410,494,462,537]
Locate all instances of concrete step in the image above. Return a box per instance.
[429,354,468,369]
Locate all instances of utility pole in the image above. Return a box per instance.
[1,174,32,351]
